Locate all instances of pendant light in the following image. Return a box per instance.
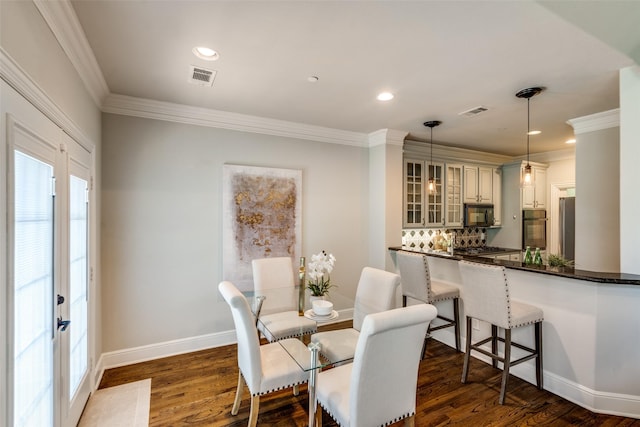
[423,120,441,195]
[515,87,544,186]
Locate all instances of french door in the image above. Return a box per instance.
[2,81,93,427]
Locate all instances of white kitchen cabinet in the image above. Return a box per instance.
[522,165,547,209]
[445,164,463,227]
[492,167,502,226]
[404,159,444,227]
[464,165,493,204]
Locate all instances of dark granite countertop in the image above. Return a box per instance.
[389,246,640,286]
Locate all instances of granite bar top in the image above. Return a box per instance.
[389,246,640,286]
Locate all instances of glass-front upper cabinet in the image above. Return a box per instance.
[404,159,444,227]
[425,162,444,226]
[445,164,463,227]
[404,159,423,227]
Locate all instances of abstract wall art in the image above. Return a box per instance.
[222,164,302,291]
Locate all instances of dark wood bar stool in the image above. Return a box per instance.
[458,260,543,405]
[396,251,461,356]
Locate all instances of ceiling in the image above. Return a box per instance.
[70,0,639,156]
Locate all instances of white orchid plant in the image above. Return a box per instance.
[306,250,336,297]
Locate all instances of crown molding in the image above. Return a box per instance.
[567,109,620,134]
[403,139,511,166]
[103,93,369,147]
[367,129,408,147]
[1,47,94,152]
[33,0,109,108]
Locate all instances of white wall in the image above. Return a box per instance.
[620,66,640,274]
[574,126,620,272]
[101,113,371,352]
[0,1,101,140]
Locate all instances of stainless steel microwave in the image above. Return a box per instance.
[464,204,495,227]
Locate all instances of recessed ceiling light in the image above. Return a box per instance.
[307,76,319,83]
[527,130,541,135]
[193,46,219,61]
[377,92,394,101]
[566,138,576,144]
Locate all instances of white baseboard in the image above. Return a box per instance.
[92,308,354,391]
[93,329,237,390]
[434,332,640,419]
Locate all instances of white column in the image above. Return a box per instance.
[367,129,407,271]
[619,65,640,274]
[567,110,620,272]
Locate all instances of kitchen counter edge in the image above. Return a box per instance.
[389,247,640,286]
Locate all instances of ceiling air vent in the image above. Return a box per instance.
[188,65,216,87]
[458,106,489,117]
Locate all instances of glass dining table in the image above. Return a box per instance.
[246,286,355,427]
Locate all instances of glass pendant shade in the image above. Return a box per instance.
[428,177,436,194]
[523,163,533,186]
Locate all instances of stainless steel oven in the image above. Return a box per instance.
[522,209,547,250]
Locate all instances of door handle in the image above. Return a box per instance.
[57,316,71,332]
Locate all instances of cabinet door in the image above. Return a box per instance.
[492,168,502,226]
[425,163,444,226]
[478,167,493,203]
[445,164,463,227]
[522,165,546,209]
[404,160,424,227]
[533,167,547,208]
[463,165,479,203]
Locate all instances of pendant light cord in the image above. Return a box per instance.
[430,127,434,177]
[527,97,530,165]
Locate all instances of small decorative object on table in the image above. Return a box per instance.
[298,257,305,316]
[307,250,336,298]
[312,299,334,316]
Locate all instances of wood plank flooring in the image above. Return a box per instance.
[98,321,639,426]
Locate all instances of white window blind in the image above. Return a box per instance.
[14,150,54,426]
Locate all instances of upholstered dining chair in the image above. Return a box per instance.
[252,256,317,342]
[395,251,461,356]
[458,260,544,405]
[315,304,437,427]
[310,266,400,363]
[219,281,310,427]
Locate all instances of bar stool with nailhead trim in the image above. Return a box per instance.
[458,260,543,405]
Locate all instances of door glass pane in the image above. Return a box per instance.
[69,175,88,398]
[14,151,54,426]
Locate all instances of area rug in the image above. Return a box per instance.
[78,378,151,427]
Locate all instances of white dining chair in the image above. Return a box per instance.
[218,281,310,427]
[252,256,317,342]
[315,304,437,426]
[458,260,544,405]
[396,251,460,355]
[310,266,400,363]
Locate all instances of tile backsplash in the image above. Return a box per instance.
[402,227,487,251]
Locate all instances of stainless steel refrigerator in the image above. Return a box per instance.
[559,197,575,261]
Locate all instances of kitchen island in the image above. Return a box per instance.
[389,247,640,418]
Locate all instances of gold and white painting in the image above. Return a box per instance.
[222,164,302,291]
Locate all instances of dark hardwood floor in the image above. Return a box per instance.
[99,321,639,426]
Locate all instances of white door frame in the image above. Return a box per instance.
[2,78,95,427]
[549,182,575,256]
